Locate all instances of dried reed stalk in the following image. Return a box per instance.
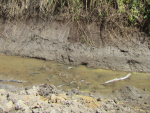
[103,73,131,84]
[0,79,28,83]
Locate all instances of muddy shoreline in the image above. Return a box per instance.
[0,19,150,112]
[0,19,150,72]
[0,83,149,112]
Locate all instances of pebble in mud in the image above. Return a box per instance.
[25,86,39,96]
[50,94,56,103]
[32,109,39,113]
[15,100,29,111]
[97,97,102,101]
[71,100,78,106]
[0,101,13,112]
[56,97,65,103]
[50,109,57,113]
[114,99,118,104]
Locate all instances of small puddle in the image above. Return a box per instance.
[0,55,150,94]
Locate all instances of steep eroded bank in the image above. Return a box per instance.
[0,18,150,72]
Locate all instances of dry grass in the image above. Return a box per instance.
[0,0,148,26]
[0,0,138,19]
[0,0,149,46]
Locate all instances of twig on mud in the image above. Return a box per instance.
[80,80,91,84]
[70,81,76,85]
[60,88,63,91]
[47,78,50,82]
[68,67,73,69]
[30,72,39,75]
[103,73,131,84]
[0,79,29,83]
[57,84,68,88]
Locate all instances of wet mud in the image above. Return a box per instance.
[0,55,150,94]
[0,19,150,72]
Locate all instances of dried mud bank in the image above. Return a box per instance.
[0,83,150,113]
[0,19,150,72]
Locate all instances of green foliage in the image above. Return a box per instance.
[0,0,150,34]
[114,0,150,34]
[144,0,150,35]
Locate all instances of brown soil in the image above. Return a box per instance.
[0,18,150,72]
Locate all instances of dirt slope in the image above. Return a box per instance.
[0,18,150,72]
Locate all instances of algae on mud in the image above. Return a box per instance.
[0,55,150,94]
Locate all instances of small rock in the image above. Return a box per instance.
[50,85,56,89]
[107,100,113,103]
[5,101,13,110]
[114,99,118,104]
[104,104,113,110]
[56,97,65,103]
[19,90,26,95]
[32,108,39,113]
[51,109,57,113]
[64,100,71,105]
[0,89,7,95]
[0,101,13,112]
[72,89,81,94]
[95,109,101,113]
[61,107,69,113]
[25,87,30,90]
[90,93,93,97]
[66,90,73,96]
[15,100,29,111]
[26,86,38,96]
[50,94,56,103]
[48,100,51,104]
[97,97,102,101]
[31,102,41,109]
[71,106,80,112]
[7,93,10,98]
[71,100,78,106]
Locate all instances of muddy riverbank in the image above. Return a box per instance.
[0,1,150,112]
[0,55,150,94]
[0,19,150,72]
[0,55,150,112]
[0,19,150,112]
[0,83,150,112]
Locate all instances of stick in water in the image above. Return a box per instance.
[57,84,68,88]
[0,79,28,83]
[103,73,131,84]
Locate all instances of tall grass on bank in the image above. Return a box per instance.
[0,0,150,35]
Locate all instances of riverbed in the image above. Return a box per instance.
[0,55,150,94]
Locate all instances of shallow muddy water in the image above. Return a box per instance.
[0,55,150,94]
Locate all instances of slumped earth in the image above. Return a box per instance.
[0,55,150,94]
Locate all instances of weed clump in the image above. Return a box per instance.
[0,0,150,46]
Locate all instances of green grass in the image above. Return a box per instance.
[0,0,150,35]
